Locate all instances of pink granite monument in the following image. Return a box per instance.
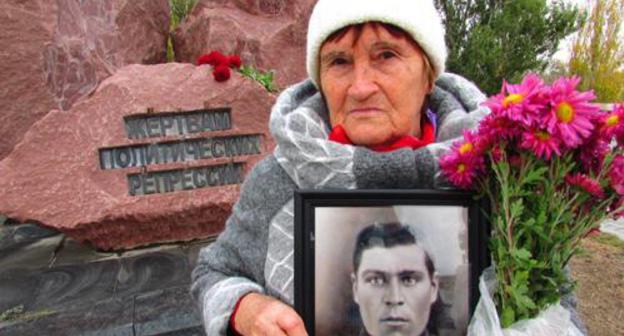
[172,0,317,88]
[0,0,170,160]
[0,63,276,250]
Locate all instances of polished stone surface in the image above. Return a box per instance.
[0,222,211,335]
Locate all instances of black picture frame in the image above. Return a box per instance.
[294,189,490,336]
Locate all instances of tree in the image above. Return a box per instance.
[434,0,581,94]
[568,0,624,102]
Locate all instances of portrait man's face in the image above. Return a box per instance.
[352,244,439,336]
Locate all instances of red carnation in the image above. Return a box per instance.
[213,64,231,82]
[228,55,242,69]
[197,54,211,65]
[197,51,227,66]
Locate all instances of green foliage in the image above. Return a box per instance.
[170,0,197,29]
[238,65,279,93]
[167,0,198,62]
[484,147,623,327]
[435,0,581,94]
[568,0,624,102]
[167,37,175,63]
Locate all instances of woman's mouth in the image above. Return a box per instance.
[348,107,383,115]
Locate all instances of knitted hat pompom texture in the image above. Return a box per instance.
[306,0,447,88]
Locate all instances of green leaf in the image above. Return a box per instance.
[513,248,532,262]
[501,306,516,328]
[237,65,279,92]
[510,199,524,218]
[523,166,548,185]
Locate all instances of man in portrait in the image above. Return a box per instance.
[351,222,440,336]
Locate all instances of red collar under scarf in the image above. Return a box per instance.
[328,119,435,152]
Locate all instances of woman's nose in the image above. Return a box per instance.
[347,62,378,101]
[384,279,404,306]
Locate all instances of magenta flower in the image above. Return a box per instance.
[609,155,624,195]
[477,114,519,147]
[600,104,624,140]
[565,173,605,198]
[545,77,600,148]
[483,74,546,127]
[455,130,484,155]
[440,146,481,189]
[519,128,562,160]
[489,146,504,163]
[578,135,609,174]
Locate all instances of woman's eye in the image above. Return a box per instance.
[331,57,348,66]
[379,51,396,60]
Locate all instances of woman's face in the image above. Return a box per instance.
[320,23,432,146]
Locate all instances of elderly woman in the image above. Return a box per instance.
[192,0,489,335]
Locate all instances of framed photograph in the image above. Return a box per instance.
[294,189,489,336]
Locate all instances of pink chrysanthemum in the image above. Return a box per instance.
[519,128,562,160]
[454,130,485,156]
[609,155,624,195]
[545,77,600,148]
[440,144,482,189]
[600,104,624,140]
[476,114,519,148]
[483,74,546,127]
[578,134,609,174]
[488,146,504,163]
[565,173,605,198]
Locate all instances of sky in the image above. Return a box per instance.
[552,0,590,62]
[552,0,624,62]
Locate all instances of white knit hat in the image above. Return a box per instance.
[306,0,447,88]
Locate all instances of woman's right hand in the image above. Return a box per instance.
[234,293,309,336]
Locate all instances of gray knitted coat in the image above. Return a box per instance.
[190,74,585,335]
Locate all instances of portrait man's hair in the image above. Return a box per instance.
[352,222,435,276]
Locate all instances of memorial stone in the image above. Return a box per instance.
[0,63,276,250]
[172,0,317,88]
[0,0,170,160]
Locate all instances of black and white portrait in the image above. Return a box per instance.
[314,206,470,336]
[294,190,488,336]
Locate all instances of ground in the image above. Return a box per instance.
[570,233,624,336]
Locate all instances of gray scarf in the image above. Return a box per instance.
[269,73,490,189]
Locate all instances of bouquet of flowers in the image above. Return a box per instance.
[440,74,624,332]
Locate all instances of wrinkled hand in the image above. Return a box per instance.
[234,293,308,336]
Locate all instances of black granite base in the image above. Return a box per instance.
[0,222,210,336]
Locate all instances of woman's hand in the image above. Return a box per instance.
[234,293,308,336]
